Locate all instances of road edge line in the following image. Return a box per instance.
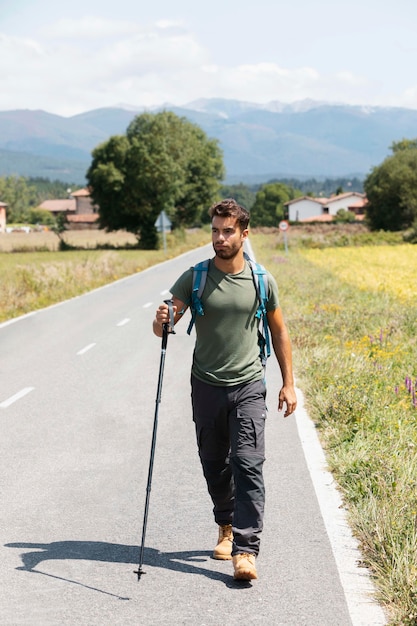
[294,385,387,626]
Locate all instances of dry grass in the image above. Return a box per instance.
[301,244,417,302]
[0,229,138,252]
[0,228,210,322]
[251,231,417,625]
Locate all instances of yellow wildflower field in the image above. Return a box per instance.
[300,244,417,301]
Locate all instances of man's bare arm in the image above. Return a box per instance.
[267,307,297,417]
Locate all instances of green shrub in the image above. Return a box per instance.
[28,208,55,226]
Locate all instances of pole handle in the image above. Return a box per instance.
[163,299,176,335]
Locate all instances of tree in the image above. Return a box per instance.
[28,208,55,226]
[390,138,417,153]
[334,208,356,223]
[28,177,77,204]
[51,212,71,250]
[249,182,301,227]
[364,142,417,231]
[0,176,38,222]
[87,111,224,249]
[219,184,256,211]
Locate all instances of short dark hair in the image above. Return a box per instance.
[208,198,250,231]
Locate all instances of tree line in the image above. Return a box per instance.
[0,177,76,225]
[1,111,417,244]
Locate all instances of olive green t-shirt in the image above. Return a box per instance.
[170,258,279,386]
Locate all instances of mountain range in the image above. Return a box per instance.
[0,99,417,184]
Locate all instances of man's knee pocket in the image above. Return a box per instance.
[232,408,266,456]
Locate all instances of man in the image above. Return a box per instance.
[153,198,297,581]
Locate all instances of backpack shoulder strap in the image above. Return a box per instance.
[187,259,210,335]
[244,252,268,311]
[243,251,271,366]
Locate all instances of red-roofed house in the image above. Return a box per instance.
[324,192,366,216]
[67,188,99,229]
[39,198,76,215]
[285,192,366,222]
[347,196,368,220]
[40,188,99,229]
[285,196,328,222]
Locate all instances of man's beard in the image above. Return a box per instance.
[213,241,242,260]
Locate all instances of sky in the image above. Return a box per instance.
[1,0,417,117]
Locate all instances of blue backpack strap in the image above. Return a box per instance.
[187,259,210,335]
[243,252,271,366]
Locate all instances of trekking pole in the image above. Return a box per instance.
[134,299,175,581]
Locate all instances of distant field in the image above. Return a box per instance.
[301,244,417,301]
[0,229,138,252]
[0,228,209,322]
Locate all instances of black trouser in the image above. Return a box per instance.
[191,375,266,556]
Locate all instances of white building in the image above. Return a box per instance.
[285,192,366,222]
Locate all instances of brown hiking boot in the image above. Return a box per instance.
[232,553,258,580]
[213,524,233,560]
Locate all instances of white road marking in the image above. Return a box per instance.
[160,289,170,296]
[76,343,96,356]
[143,302,153,308]
[0,387,35,408]
[116,318,130,327]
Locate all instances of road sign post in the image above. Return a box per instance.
[279,220,289,254]
[155,211,172,254]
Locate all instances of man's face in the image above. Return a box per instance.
[211,215,248,260]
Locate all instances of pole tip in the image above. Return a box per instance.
[134,568,145,581]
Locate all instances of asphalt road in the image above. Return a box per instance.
[1,245,387,625]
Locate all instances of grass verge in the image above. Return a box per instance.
[0,228,209,323]
[251,232,417,625]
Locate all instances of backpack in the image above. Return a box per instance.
[186,252,271,367]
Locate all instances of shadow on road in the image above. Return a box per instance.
[5,540,251,595]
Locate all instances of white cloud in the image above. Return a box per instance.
[103,31,207,75]
[155,19,185,30]
[399,86,417,109]
[40,16,139,39]
[0,33,44,61]
[1,16,417,116]
[334,71,367,86]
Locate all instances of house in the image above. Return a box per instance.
[285,196,327,222]
[39,188,99,229]
[285,192,366,222]
[323,192,366,217]
[347,195,367,220]
[39,198,76,215]
[0,201,7,233]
